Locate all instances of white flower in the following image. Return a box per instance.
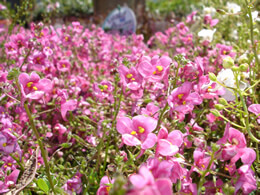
[251,11,259,22]
[227,2,241,14]
[198,29,216,42]
[216,69,247,101]
[203,7,216,16]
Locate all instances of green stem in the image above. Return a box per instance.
[15,78,56,193]
[24,102,56,193]
[245,0,259,77]
[234,72,260,143]
[197,152,215,195]
[219,115,245,130]
[102,90,123,176]
[9,153,24,172]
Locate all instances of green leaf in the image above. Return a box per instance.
[7,68,20,80]
[37,178,50,193]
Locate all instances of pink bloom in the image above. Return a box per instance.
[53,123,67,143]
[186,11,197,23]
[0,169,20,193]
[248,104,260,124]
[193,148,212,172]
[72,22,83,33]
[128,165,173,195]
[0,129,21,156]
[93,81,113,101]
[0,4,7,10]
[168,82,202,114]
[234,165,257,194]
[118,65,143,90]
[204,178,223,194]
[176,22,189,35]
[204,14,219,27]
[57,59,71,72]
[61,99,77,121]
[97,176,115,195]
[217,124,256,165]
[140,102,159,119]
[62,172,82,195]
[137,55,172,83]
[156,127,183,156]
[116,115,157,150]
[18,72,52,102]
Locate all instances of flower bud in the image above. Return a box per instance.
[214,104,225,110]
[239,63,249,72]
[211,109,221,117]
[209,72,217,81]
[237,53,248,64]
[223,56,234,69]
[217,9,226,15]
[231,66,240,72]
[218,98,228,105]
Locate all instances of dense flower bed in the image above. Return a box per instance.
[0,2,259,195]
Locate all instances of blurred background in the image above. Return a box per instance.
[0,0,202,36]
[0,0,259,38]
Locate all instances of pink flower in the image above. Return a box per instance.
[53,123,67,143]
[137,55,172,83]
[168,82,202,114]
[248,104,260,124]
[93,81,113,101]
[204,14,219,27]
[0,169,20,193]
[57,59,71,72]
[0,4,7,10]
[62,172,82,195]
[118,65,143,90]
[97,176,115,195]
[186,11,197,23]
[140,102,159,119]
[18,72,52,102]
[0,129,21,156]
[128,165,173,195]
[156,127,183,156]
[176,22,189,35]
[193,148,212,172]
[61,100,77,121]
[234,165,257,194]
[116,115,157,150]
[217,124,256,165]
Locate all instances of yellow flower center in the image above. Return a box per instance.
[138,126,145,134]
[126,73,133,78]
[106,186,111,192]
[178,94,184,99]
[103,85,108,89]
[153,66,163,75]
[62,64,66,68]
[33,86,38,90]
[182,101,186,105]
[223,50,226,54]
[8,163,12,166]
[201,164,205,168]
[131,131,137,135]
[27,82,33,88]
[2,143,7,147]
[156,65,163,72]
[65,36,69,41]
